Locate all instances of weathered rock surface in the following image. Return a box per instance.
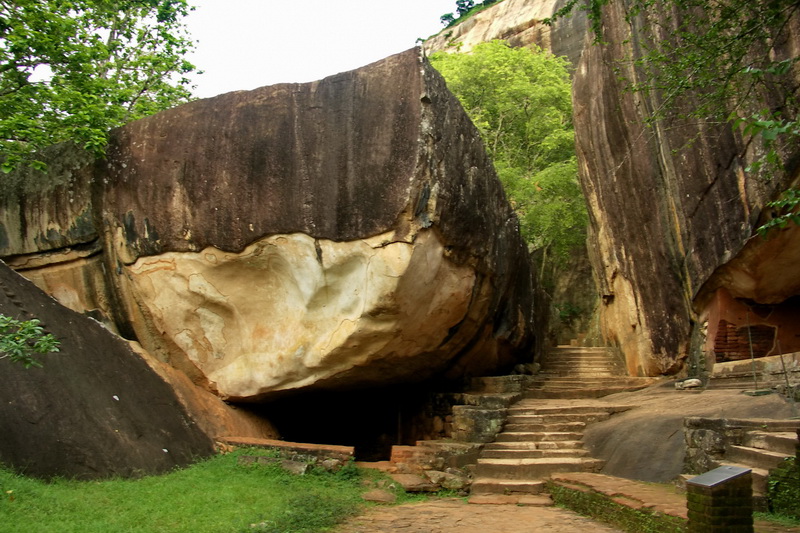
[424,0,588,68]
[572,2,800,374]
[0,262,220,479]
[0,48,535,400]
[426,0,800,376]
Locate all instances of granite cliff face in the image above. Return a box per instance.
[572,2,800,375]
[424,0,588,67]
[0,49,536,401]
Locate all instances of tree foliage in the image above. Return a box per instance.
[546,0,800,232]
[430,41,587,261]
[440,0,500,28]
[0,0,198,171]
[0,314,59,368]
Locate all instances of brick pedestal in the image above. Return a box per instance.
[686,465,753,533]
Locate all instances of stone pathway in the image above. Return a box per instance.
[332,498,622,532]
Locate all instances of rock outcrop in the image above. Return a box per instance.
[424,0,588,68]
[0,262,222,479]
[572,2,800,374]
[0,48,535,401]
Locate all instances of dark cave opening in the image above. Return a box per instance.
[251,382,453,462]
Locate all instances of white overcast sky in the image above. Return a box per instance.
[185,0,457,98]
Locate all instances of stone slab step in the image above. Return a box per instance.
[495,431,584,443]
[508,405,616,415]
[217,437,354,461]
[468,493,554,506]
[525,389,631,399]
[725,445,791,471]
[742,432,798,456]
[470,478,546,495]
[485,440,585,451]
[504,421,587,432]
[534,371,620,378]
[460,392,520,409]
[481,448,590,459]
[475,457,605,479]
[505,414,609,424]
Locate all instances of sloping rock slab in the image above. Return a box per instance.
[0,262,215,479]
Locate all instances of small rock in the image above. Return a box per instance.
[675,378,702,390]
[389,473,439,492]
[425,470,469,491]
[361,489,397,504]
[320,458,342,472]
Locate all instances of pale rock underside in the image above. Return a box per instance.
[123,229,475,400]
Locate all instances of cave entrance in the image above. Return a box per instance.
[254,383,448,461]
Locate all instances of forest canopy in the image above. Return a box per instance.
[430,41,588,262]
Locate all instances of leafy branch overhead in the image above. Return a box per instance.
[0,0,199,172]
[0,314,59,368]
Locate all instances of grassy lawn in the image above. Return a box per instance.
[0,449,377,533]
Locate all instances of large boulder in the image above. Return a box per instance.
[0,48,535,401]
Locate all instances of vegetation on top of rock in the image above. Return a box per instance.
[0,0,198,172]
[429,41,588,265]
[546,0,800,234]
[439,0,504,27]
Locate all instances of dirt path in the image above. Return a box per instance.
[333,499,622,533]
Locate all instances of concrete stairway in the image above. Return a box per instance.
[525,346,657,399]
[469,346,649,501]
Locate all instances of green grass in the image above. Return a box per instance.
[755,511,800,528]
[0,449,373,533]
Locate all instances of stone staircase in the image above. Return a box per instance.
[469,346,655,502]
[716,424,800,501]
[526,346,656,399]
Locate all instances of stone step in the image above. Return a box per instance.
[474,457,605,479]
[532,371,622,379]
[469,375,534,394]
[725,445,791,471]
[506,413,610,424]
[541,361,620,367]
[481,448,590,459]
[742,432,798,456]
[470,478,546,495]
[527,381,631,390]
[509,404,623,414]
[485,440,585,451]
[494,431,584,443]
[525,388,638,399]
[547,346,617,354]
[460,392,520,409]
[503,421,586,433]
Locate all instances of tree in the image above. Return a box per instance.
[455,0,475,17]
[429,41,587,262]
[0,314,59,368]
[0,0,198,171]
